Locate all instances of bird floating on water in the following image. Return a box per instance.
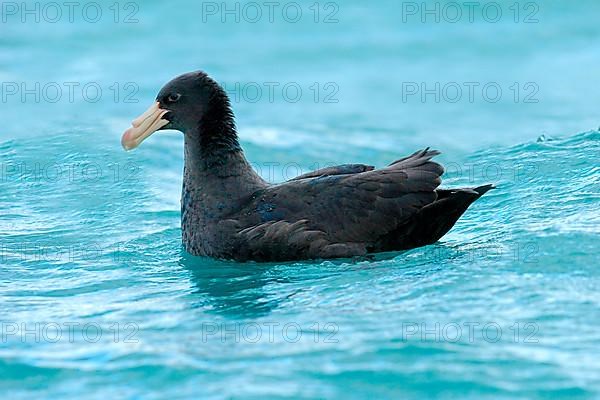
[121,71,494,262]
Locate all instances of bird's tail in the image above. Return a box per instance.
[473,184,496,196]
[377,184,495,251]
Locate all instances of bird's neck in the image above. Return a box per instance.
[182,126,266,218]
[183,135,262,186]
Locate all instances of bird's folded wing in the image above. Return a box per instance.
[234,149,444,260]
[289,164,375,181]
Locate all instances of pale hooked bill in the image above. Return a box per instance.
[121,102,170,150]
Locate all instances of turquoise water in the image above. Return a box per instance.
[1,0,599,398]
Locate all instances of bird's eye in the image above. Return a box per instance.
[168,93,181,103]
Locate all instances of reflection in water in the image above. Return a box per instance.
[177,249,418,319]
[178,252,287,319]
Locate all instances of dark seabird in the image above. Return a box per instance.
[121,71,494,262]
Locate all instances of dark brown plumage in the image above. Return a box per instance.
[121,71,494,262]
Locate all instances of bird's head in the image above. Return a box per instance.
[121,71,234,151]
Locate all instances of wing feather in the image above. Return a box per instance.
[234,149,444,260]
